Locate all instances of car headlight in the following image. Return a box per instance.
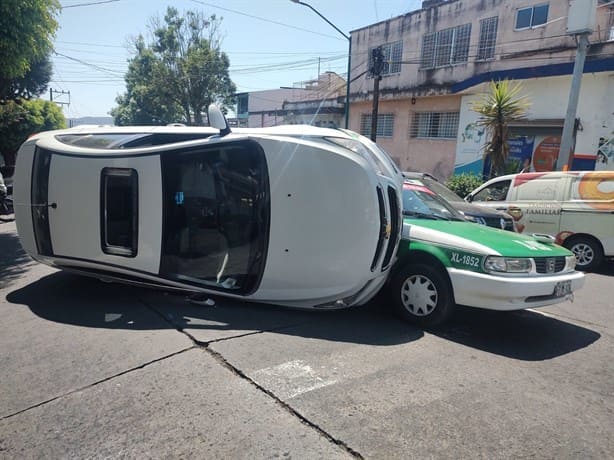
[565,254,576,271]
[484,256,532,273]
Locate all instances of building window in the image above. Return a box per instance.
[515,4,549,30]
[421,24,471,69]
[368,41,403,76]
[237,94,248,117]
[410,112,459,139]
[477,17,498,61]
[360,113,394,138]
[101,168,138,257]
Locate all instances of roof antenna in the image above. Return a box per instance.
[208,104,231,137]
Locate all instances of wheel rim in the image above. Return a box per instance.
[400,274,438,317]
[571,243,594,266]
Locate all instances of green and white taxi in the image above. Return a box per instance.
[388,181,585,326]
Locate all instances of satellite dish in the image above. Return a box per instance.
[208,104,231,137]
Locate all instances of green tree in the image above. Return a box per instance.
[0,55,53,102]
[471,80,530,178]
[111,7,236,125]
[445,173,484,198]
[0,99,65,166]
[0,0,60,87]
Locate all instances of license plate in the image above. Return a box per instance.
[553,280,572,297]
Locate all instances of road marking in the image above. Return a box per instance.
[251,360,338,400]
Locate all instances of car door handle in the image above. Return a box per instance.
[495,207,507,211]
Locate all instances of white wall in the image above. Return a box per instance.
[455,73,614,173]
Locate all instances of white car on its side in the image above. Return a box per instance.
[14,106,403,309]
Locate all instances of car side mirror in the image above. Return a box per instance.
[465,194,472,202]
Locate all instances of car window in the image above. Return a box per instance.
[472,180,511,202]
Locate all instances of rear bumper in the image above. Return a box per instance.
[448,268,585,311]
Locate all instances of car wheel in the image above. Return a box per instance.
[390,263,454,327]
[564,236,603,272]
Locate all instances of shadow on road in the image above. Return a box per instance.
[429,305,601,361]
[7,271,601,357]
[0,231,34,289]
[6,272,424,347]
[593,261,614,276]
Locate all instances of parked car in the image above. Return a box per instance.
[388,181,584,326]
[466,171,614,271]
[402,172,515,231]
[14,106,403,309]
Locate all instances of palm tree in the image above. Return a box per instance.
[471,80,530,179]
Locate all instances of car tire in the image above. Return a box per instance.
[390,263,454,327]
[564,236,603,272]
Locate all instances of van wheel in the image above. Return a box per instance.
[564,236,603,271]
[390,264,454,327]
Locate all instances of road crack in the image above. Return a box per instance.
[1,347,195,420]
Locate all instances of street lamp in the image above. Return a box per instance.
[290,0,351,129]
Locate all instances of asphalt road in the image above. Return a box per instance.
[1,218,613,459]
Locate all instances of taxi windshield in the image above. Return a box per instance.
[402,185,465,221]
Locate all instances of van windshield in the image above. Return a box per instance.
[159,140,269,294]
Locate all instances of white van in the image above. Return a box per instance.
[466,171,614,270]
[14,106,403,309]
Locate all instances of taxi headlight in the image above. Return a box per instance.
[565,254,576,271]
[484,256,532,273]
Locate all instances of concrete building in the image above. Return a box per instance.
[235,72,346,128]
[348,0,614,178]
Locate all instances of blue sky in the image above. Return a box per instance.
[52,0,422,118]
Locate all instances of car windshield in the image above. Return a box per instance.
[159,140,269,294]
[402,185,465,221]
[422,177,464,202]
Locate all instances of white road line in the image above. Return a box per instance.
[252,360,338,400]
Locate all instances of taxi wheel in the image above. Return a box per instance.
[564,236,603,272]
[390,263,454,327]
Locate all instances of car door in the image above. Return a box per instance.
[508,175,564,235]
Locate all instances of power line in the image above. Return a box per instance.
[188,0,345,41]
[61,0,121,9]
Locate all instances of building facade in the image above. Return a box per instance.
[348,0,614,179]
[236,72,346,128]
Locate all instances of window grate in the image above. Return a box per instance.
[360,113,395,138]
[420,24,471,69]
[409,112,459,139]
[477,17,498,61]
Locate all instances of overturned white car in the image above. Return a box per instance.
[14,107,402,309]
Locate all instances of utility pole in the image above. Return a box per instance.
[557,34,590,170]
[49,88,71,108]
[556,0,596,170]
[370,46,384,142]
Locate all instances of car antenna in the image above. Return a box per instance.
[207,104,231,137]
